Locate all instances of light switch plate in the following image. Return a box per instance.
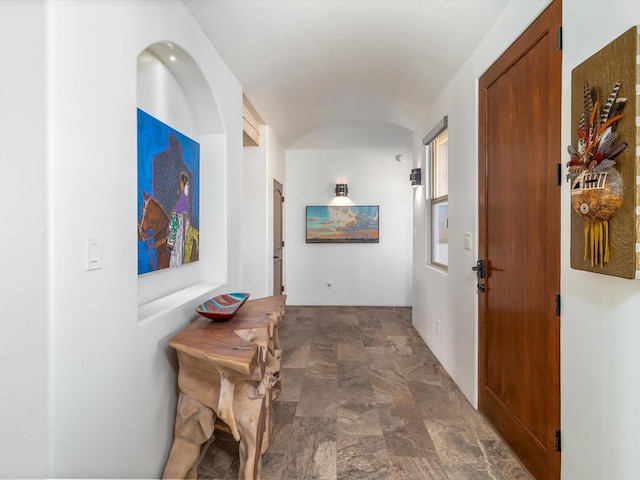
[86,235,102,271]
[464,232,472,250]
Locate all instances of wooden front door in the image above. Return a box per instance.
[273,180,284,296]
[478,1,561,478]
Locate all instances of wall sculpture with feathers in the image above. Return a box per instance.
[569,26,640,279]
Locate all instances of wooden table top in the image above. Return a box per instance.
[168,295,286,376]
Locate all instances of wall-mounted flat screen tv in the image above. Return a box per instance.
[306,205,379,243]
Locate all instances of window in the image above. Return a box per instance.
[424,116,448,269]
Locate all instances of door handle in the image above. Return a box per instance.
[472,260,486,279]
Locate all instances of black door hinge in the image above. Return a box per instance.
[557,26,563,50]
[281,285,285,293]
[555,429,561,452]
[282,241,285,247]
[555,294,561,316]
[556,163,562,186]
[281,196,284,203]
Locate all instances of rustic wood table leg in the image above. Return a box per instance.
[163,392,216,480]
[236,398,266,480]
[260,347,281,454]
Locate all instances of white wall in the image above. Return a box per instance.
[243,125,287,298]
[0,2,48,477]
[412,0,551,406]
[561,3,640,478]
[268,127,287,294]
[49,1,244,474]
[243,125,270,298]
[0,1,246,477]
[286,122,413,306]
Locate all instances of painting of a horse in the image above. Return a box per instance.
[137,109,200,274]
[138,191,199,271]
[138,191,171,270]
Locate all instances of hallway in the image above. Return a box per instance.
[198,306,531,479]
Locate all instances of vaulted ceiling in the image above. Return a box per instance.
[184,0,510,146]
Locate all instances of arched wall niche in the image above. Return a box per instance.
[136,41,227,317]
[140,41,223,135]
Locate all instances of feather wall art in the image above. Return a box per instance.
[567,80,627,267]
[569,26,640,279]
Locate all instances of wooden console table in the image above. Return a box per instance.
[163,295,286,480]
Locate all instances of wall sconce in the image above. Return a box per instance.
[409,168,422,187]
[335,183,349,197]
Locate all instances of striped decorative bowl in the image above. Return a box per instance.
[195,293,250,321]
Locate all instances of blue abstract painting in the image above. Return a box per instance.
[137,109,200,274]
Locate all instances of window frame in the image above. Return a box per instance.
[424,116,448,270]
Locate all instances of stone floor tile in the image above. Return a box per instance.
[357,314,383,330]
[305,361,338,379]
[277,368,305,402]
[337,400,382,436]
[336,322,362,342]
[307,342,338,367]
[408,379,466,425]
[361,327,390,347]
[260,451,286,480]
[388,335,415,355]
[337,338,367,361]
[281,344,310,368]
[281,416,337,479]
[377,402,438,457]
[198,306,529,480]
[364,345,401,373]
[296,377,337,417]
[387,454,449,480]
[279,324,315,347]
[481,439,533,479]
[378,321,412,337]
[337,361,375,402]
[337,434,391,480]
[198,430,239,480]
[369,368,413,405]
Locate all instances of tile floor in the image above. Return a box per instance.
[198,306,532,479]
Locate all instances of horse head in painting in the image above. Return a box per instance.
[138,191,171,270]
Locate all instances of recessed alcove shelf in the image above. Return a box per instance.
[136,41,227,321]
[137,282,226,327]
